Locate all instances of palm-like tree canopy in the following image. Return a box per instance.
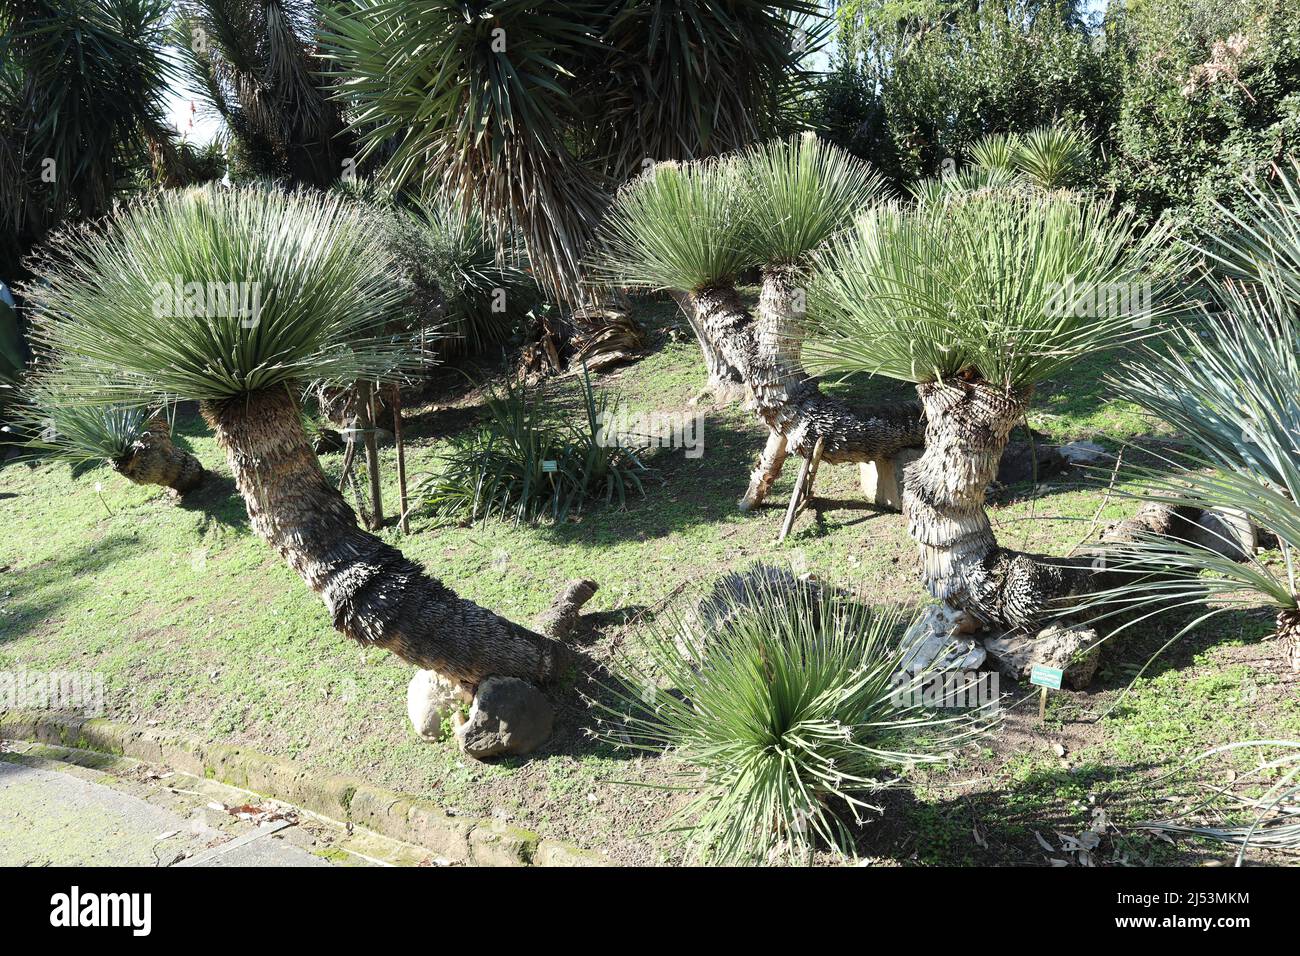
[594,158,750,292]
[323,1,820,300]
[586,1,824,181]
[737,134,888,268]
[25,186,409,403]
[595,136,885,292]
[323,0,609,300]
[12,370,153,463]
[173,0,353,187]
[1,0,176,277]
[806,189,1182,391]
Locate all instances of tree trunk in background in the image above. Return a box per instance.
[670,290,748,403]
[675,276,925,510]
[114,417,205,493]
[904,380,1095,631]
[201,386,567,688]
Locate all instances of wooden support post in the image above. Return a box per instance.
[357,380,383,530]
[392,386,410,534]
[778,437,824,543]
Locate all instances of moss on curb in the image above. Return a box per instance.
[0,709,606,867]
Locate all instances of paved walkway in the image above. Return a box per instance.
[0,758,329,867]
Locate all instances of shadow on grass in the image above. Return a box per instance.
[1089,603,1275,689]
[851,757,1192,866]
[0,532,145,646]
[176,470,246,530]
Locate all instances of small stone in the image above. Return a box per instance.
[1058,440,1108,466]
[407,670,471,742]
[455,677,554,759]
[984,622,1102,689]
[898,604,985,675]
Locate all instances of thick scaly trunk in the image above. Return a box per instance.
[739,269,926,509]
[670,290,748,403]
[904,380,1095,630]
[114,417,205,493]
[1277,608,1300,672]
[201,387,566,688]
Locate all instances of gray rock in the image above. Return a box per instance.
[898,604,986,675]
[984,622,1102,689]
[455,677,554,759]
[407,670,471,742]
[1058,440,1108,466]
[1191,508,1256,561]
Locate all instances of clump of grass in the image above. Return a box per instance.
[598,574,994,864]
[420,369,651,525]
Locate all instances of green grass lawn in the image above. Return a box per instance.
[2,295,1295,866]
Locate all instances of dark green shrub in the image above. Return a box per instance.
[826,1,1120,183]
[1106,0,1300,225]
[420,370,651,525]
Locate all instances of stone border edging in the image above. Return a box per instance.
[0,710,605,867]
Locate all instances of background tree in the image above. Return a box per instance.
[1104,0,1300,225]
[823,0,1118,184]
[581,0,825,182]
[173,0,355,187]
[0,0,176,284]
[322,0,820,301]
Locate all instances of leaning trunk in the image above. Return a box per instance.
[904,379,1094,630]
[740,269,925,509]
[671,289,749,403]
[201,386,566,688]
[114,417,205,493]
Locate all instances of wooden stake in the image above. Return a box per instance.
[357,380,383,530]
[778,438,825,543]
[392,385,410,534]
[1038,685,1048,722]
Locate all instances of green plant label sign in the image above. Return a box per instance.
[541,460,558,473]
[1030,665,1063,690]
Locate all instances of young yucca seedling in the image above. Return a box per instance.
[599,575,993,864]
[13,374,205,493]
[969,131,1023,176]
[421,370,651,525]
[964,125,1091,193]
[1011,125,1092,191]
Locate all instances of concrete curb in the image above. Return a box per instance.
[0,710,606,867]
